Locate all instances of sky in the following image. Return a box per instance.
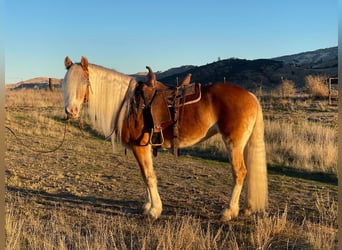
[5,0,338,84]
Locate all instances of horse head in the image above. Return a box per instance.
[62,56,91,120]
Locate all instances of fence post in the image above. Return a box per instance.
[328,78,332,105]
[49,78,54,92]
[328,77,338,105]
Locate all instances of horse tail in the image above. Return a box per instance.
[244,102,268,211]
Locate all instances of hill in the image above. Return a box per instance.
[8,46,337,91]
[6,77,62,90]
[156,47,337,90]
[273,47,338,66]
[131,65,195,82]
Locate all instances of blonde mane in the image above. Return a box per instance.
[86,64,136,142]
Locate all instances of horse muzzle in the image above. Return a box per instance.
[65,106,79,120]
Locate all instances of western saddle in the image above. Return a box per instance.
[133,66,201,156]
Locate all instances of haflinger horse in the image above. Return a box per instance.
[62,56,268,221]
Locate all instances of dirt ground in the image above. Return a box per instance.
[5,106,337,224]
[4,93,338,250]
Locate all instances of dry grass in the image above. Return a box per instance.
[191,119,337,174]
[4,193,238,249]
[250,206,289,249]
[265,119,337,174]
[7,191,338,249]
[5,88,338,174]
[5,88,338,249]
[5,192,337,250]
[304,192,338,249]
[5,88,64,108]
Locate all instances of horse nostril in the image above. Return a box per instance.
[65,106,78,117]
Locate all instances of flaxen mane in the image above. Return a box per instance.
[86,64,137,142]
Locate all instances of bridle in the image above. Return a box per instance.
[62,62,92,137]
[80,63,92,104]
[6,57,96,153]
[65,61,92,105]
[6,118,69,154]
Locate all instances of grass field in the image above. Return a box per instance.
[5,87,337,249]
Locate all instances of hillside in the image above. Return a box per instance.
[6,77,62,90]
[132,65,196,81]
[8,46,337,91]
[273,47,338,66]
[157,47,337,90]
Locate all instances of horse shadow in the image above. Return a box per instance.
[6,185,142,217]
[6,185,222,221]
[51,115,106,141]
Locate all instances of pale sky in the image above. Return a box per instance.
[5,0,338,83]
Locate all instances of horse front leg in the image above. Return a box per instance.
[142,187,151,215]
[132,145,162,220]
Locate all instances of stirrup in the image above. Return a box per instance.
[149,128,164,146]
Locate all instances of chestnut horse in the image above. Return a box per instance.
[62,56,268,221]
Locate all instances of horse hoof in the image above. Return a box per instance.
[241,208,253,216]
[220,208,239,222]
[145,208,162,221]
[142,202,152,215]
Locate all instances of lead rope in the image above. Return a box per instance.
[5,120,69,154]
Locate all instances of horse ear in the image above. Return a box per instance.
[80,56,90,80]
[146,66,156,88]
[180,73,192,85]
[64,56,73,69]
[80,56,89,70]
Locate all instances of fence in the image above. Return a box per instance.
[328,77,338,105]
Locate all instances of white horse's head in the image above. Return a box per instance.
[62,56,91,120]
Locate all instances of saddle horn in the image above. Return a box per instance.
[146,66,156,88]
[180,73,192,86]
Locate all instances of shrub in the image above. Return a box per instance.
[305,75,329,97]
[275,79,296,97]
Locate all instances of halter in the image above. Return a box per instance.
[65,58,92,104]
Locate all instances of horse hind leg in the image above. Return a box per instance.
[132,145,162,220]
[220,142,247,222]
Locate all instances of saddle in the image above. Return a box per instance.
[134,67,201,156]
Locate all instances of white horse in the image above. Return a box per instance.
[62,56,268,221]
